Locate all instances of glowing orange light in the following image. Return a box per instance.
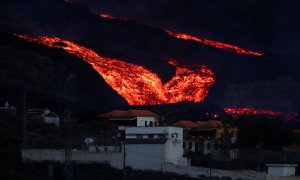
[166,30,263,56]
[224,108,281,118]
[99,14,115,19]
[17,34,215,105]
[96,13,262,57]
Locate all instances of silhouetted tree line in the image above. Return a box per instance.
[233,115,296,150]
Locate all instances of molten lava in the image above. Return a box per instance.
[97,13,263,57]
[99,14,115,19]
[166,31,262,56]
[17,34,215,105]
[224,108,281,118]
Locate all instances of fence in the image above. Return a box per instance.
[163,162,266,180]
[22,149,123,169]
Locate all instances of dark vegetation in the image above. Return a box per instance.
[234,115,296,149]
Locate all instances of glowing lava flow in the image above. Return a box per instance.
[166,31,262,56]
[98,13,262,57]
[224,108,281,118]
[17,34,215,105]
[99,14,115,19]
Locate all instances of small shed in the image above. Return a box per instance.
[266,164,298,176]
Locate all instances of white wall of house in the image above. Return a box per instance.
[44,116,60,126]
[136,117,157,127]
[125,126,186,165]
[267,164,297,176]
[164,127,185,165]
[126,126,167,137]
[126,144,164,171]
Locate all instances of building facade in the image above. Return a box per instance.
[100,110,159,128]
[125,126,187,171]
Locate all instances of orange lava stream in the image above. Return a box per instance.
[166,30,263,56]
[98,13,262,56]
[99,14,115,19]
[17,34,215,105]
[224,108,281,118]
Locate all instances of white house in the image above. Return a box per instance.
[266,164,298,177]
[100,110,159,128]
[27,108,60,126]
[125,126,187,171]
[0,101,16,114]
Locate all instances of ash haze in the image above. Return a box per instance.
[0,0,299,112]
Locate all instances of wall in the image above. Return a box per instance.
[44,117,60,126]
[266,175,300,180]
[136,117,157,127]
[22,149,123,169]
[163,162,266,180]
[125,126,186,165]
[126,144,164,171]
[126,126,167,135]
[267,165,297,176]
[164,127,185,165]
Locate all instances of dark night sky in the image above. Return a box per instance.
[0,0,299,111]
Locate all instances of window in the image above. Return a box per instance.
[195,143,199,152]
[158,134,166,138]
[183,142,186,149]
[148,134,154,139]
[207,143,211,150]
[145,121,148,127]
[149,121,153,127]
[219,131,223,137]
[136,135,143,139]
[189,142,192,150]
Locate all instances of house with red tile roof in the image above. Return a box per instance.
[174,120,196,129]
[175,120,238,156]
[100,110,159,128]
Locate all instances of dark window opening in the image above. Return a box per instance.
[149,121,153,127]
[195,143,199,152]
[136,135,143,139]
[207,143,210,150]
[148,134,154,139]
[189,142,192,150]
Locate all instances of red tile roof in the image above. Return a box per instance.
[100,110,159,118]
[195,120,222,128]
[129,110,159,117]
[174,120,196,128]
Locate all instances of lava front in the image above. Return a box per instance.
[17,34,215,105]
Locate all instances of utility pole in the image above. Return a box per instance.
[123,127,126,180]
[21,90,27,148]
[209,159,212,180]
[64,110,73,180]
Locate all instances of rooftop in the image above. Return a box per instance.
[100,110,159,118]
[175,120,222,129]
[174,120,196,128]
[195,120,222,128]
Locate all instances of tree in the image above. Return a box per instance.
[234,115,294,150]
